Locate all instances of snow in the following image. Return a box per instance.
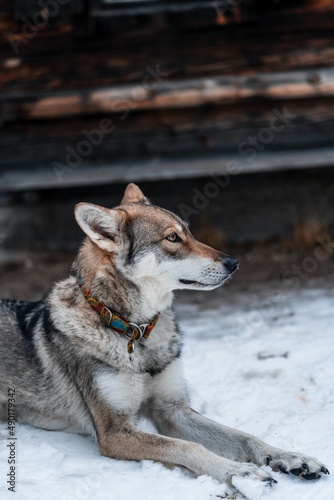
[1,286,333,500]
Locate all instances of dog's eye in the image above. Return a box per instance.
[166,232,182,243]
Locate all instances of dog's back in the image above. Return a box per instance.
[0,298,39,380]
[0,299,48,421]
[0,297,95,433]
[0,299,36,419]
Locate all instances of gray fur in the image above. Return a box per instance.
[0,184,329,488]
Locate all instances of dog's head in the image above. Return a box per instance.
[75,184,238,294]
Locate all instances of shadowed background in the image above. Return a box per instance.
[1,0,334,298]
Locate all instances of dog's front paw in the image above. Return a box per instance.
[266,450,330,481]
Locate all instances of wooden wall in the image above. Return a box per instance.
[1,0,334,191]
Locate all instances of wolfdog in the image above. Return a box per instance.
[0,184,329,487]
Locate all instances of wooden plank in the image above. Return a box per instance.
[1,148,334,192]
[5,37,334,93]
[2,3,334,86]
[89,0,259,21]
[13,0,84,19]
[2,97,334,165]
[90,1,334,34]
[3,68,334,122]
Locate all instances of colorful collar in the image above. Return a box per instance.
[78,278,160,362]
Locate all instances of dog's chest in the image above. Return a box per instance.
[94,370,150,415]
[92,311,182,415]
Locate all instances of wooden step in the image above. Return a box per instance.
[1,147,333,192]
[2,67,334,122]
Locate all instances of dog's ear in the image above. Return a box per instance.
[75,203,124,252]
[121,183,150,205]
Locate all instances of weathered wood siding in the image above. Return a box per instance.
[1,0,334,191]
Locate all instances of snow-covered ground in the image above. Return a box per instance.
[0,286,333,500]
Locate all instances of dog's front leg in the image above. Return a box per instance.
[86,384,274,485]
[151,404,329,481]
[98,421,274,485]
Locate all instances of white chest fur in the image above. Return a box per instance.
[95,370,150,415]
[94,359,187,416]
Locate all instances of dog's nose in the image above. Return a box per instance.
[224,257,239,274]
